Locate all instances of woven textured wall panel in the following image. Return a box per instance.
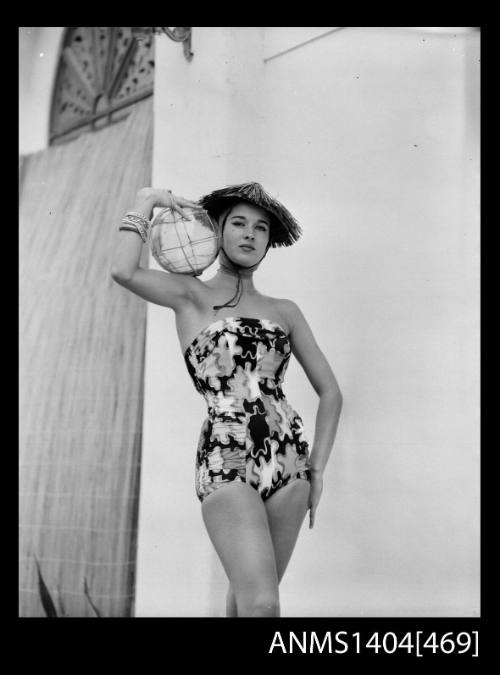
[20,99,152,617]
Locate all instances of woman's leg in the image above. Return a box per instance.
[264,479,311,581]
[202,481,280,617]
[226,479,310,616]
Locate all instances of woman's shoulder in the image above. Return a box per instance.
[268,295,301,314]
[264,296,303,332]
[186,276,214,302]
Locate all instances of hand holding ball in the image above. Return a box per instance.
[150,205,221,276]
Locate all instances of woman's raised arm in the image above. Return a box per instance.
[110,188,201,310]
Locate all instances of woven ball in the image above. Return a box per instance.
[150,206,221,276]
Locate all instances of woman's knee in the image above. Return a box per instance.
[237,589,280,617]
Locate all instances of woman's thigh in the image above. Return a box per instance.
[201,481,279,597]
[264,479,311,581]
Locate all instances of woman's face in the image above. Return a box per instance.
[222,202,271,263]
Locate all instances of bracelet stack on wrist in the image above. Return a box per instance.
[119,211,151,243]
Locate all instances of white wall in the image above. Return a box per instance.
[135,26,480,617]
[258,26,480,617]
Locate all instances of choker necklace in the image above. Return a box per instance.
[217,262,254,279]
[212,246,266,312]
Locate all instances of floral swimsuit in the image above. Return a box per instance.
[184,316,311,502]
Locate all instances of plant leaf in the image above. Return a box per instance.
[34,555,58,617]
[57,585,68,617]
[83,577,102,617]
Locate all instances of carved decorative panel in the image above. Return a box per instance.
[50,27,154,145]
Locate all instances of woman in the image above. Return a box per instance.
[111,182,343,617]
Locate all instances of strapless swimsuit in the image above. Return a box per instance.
[184,316,311,503]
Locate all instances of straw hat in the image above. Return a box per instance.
[198,182,302,247]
